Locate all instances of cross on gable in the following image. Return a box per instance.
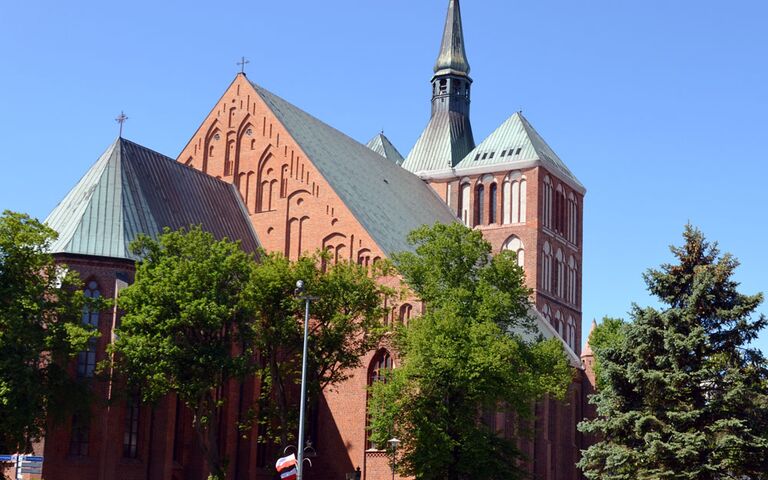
[237,56,250,74]
[115,111,128,137]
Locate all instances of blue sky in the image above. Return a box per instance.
[1,1,766,353]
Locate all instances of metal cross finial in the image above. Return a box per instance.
[115,111,128,138]
[238,56,250,75]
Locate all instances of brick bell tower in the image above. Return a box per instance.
[404,0,586,356]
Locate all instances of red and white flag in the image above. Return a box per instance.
[280,466,298,480]
[275,453,297,472]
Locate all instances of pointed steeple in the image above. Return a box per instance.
[582,319,598,358]
[434,0,470,78]
[403,0,475,174]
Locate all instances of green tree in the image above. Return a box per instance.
[113,227,257,480]
[0,211,94,453]
[588,317,627,388]
[368,223,572,480]
[248,251,393,447]
[579,225,768,479]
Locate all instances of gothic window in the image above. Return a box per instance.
[502,235,525,268]
[542,242,552,292]
[567,193,578,244]
[489,183,498,224]
[555,311,563,338]
[439,79,447,93]
[123,393,140,459]
[555,185,566,235]
[398,304,413,324]
[77,281,100,378]
[519,177,527,223]
[568,256,577,305]
[474,184,484,227]
[69,414,90,457]
[369,350,393,385]
[567,316,576,350]
[460,182,471,226]
[555,249,564,298]
[542,176,553,229]
[541,304,551,323]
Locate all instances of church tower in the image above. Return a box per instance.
[402,0,475,173]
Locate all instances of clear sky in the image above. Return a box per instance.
[1,0,766,353]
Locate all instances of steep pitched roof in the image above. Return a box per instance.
[434,0,470,78]
[45,138,260,260]
[250,81,458,256]
[402,111,475,174]
[366,133,405,166]
[454,112,585,192]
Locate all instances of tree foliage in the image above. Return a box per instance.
[248,251,394,447]
[0,211,94,453]
[579,225,768,479]
[368,223,571,480]
[113,227,257,480]
[588,317,627,389]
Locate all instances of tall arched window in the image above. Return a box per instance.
[568,256,577,304]
[460,182,471,226]
[502,235,525,268]
[399,303,413,324]
[369,350,393,385]
[567,193,578,244]
[519,177,527,223]
[555,249,564,298]
[541,304,551,323]
[502,177,511,224]
[567,316,576,351]
[555,311,563,338]
[77,280,100,378]
[543,176,553,228]
[542,242,552,292]
[502,172,528,225]
[474,184,485,226]
[489,183,498,224]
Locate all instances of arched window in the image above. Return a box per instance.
[519,177,527,222]
[398,304,413,324]
[567,193,578,244]
[567,316,576,350]
[502,235,525,268]
[368,350,393,385]
[568,256,577,304]
[77,280,100,378]
[502,177,511,224]
[474,184,485,226]
[489,183,498,224]
[542,176,553,228]
[555,249,564,298]
[541,304,551,323]
[460,182,471,226]
[542,242,552,292]
[555,311,563,337]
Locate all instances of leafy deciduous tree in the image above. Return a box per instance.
[368,223,572,480]
[113,227,257,480]
[0,210,94,453]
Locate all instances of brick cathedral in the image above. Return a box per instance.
[33,1,596,479]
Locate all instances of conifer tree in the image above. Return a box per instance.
[579,225,768,479]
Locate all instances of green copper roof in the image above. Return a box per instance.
[434,0,470,78]
[366,133,405,166]
[45,138,260,260]
[454,112,585,192]
[251,82,458,256]
[402,111,475,174]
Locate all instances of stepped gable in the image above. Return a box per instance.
[455,112,585,192]
[45,137,260,260]
[366,133,405,166]
[250,81,458,256]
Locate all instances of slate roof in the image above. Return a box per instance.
[454,112,585,192]
[402,111,475,173]
[45,138,260,260]
[250,81,458,256]
[366,133,405,165]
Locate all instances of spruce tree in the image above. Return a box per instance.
[579,225,768,479]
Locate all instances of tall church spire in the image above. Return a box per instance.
[402,0,475,173]
[434,0,470,78]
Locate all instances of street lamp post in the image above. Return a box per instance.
[387,437,400,480]
[295,280,315,480]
